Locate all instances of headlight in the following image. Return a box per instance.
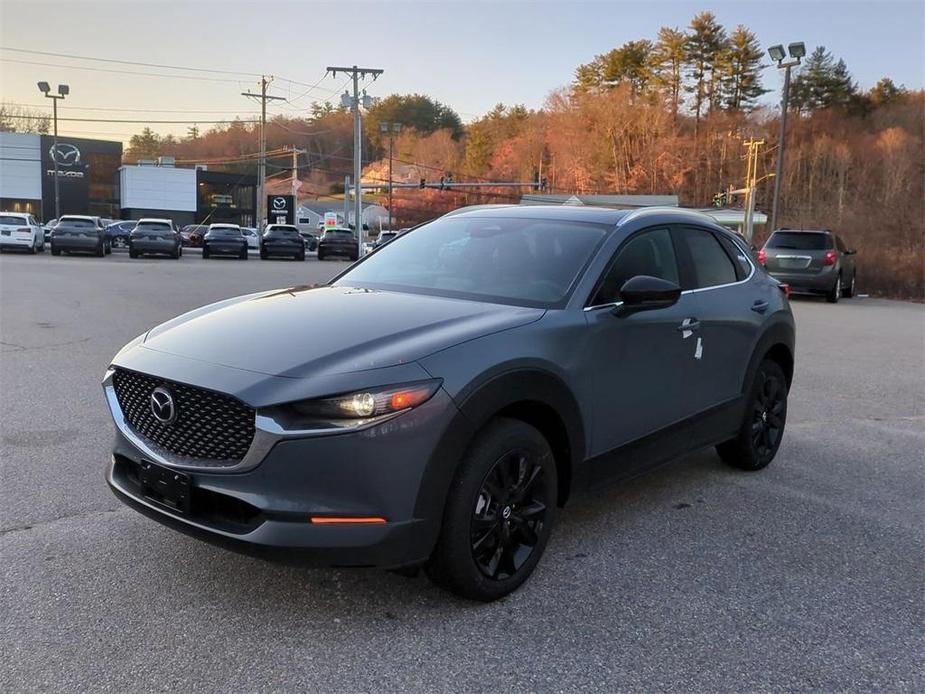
[262,379,443,433]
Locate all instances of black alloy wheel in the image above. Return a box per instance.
[426,418,557,601]
[470,449,549,581]
[716,359,788,471]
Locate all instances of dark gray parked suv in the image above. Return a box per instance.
[103,206,795,600]
[759,229,857,302]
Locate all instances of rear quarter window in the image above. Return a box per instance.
[682,228,739,288]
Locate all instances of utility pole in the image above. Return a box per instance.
[326,65,383,257]
[290,145,306,203]
[344,175,350,227]
[743,139,764,243]
[242,76,285,228]
[380,122,401,230]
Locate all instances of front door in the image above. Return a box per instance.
[583,226,702,466]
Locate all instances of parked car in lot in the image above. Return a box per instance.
[180,224,208,248]
[103,205,795,601]
[202,224,248,260]
[0,211,45,253]
[317,228,358,260]
[298,230,318,252]
[129,219,182,259]
[758,228,857,302]
[372,230,400,249]
[260,224,305,261]
[107,220,137,249]
[241,227,260,250]
[50,215,110,257]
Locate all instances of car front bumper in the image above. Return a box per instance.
[103,367,461,568]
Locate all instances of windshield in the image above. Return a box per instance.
[767,231,832,251]
[135,222,173,233]
[334,215,608,307]
[58,217,96,228]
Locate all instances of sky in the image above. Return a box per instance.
[1,0,923,143]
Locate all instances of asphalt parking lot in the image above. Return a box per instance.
[1,250,922,692]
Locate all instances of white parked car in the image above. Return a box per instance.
[241,227,260,250]
[0,211,45,254]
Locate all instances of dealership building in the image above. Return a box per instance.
[0,132,256,226]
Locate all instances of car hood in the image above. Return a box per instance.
[138,285,544,379]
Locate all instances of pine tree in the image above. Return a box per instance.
[685,12,728,134]
[790,47,858,112]
[652,27,688,121]
[721,25,768,111]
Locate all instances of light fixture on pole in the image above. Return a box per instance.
[37,81,69,222]
[379,121,401,231]
[767,41,805,233]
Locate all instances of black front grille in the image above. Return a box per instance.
[112,368,255,463]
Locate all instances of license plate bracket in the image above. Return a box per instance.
[139,460,191,514]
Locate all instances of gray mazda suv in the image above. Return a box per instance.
[103,205,795,601]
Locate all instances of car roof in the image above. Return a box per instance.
[137,218,172,224]
[771,228,832,234]
[444,204,735,231]
[0,211,29,218]
[209,223,240,229]
[59,214,95,221]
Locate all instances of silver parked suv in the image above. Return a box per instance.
[758,229,858,302]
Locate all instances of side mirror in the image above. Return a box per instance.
[613,275,681,317]
[845,249,857,255]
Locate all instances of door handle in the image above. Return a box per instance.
[751,300,769,314]
[677,318,700,333]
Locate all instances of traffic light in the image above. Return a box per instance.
[419,177,426,189]
[712,191,726,208]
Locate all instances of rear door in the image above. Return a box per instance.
[674,226,764,426]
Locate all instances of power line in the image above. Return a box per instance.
[0,57,246,83]
[0,46,264,77]
[1,114,256,124]
[3,101,260,115]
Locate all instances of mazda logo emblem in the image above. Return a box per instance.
[149,387,177,425]
[49,143,81,167]
[272,197,286,210]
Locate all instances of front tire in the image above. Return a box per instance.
[425,418,557,601]
[129,247,138,259]
[317,251,325,261]
[51,245,60,256]
[716,359,788,471]
[202,247,210,259]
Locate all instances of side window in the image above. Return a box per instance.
[592,228,679,305]
[682,228,739,289]
[716,233,752,281]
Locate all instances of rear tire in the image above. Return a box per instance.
[202,247,210,259]
[826,274,841,303]
[129,247,138,259]
[716,359,788,471]
[95,242,105,258]
[240,248,248,260]
[260,248,267,260]
[842,272,856,298]
[28,240,37,254]
[296,251,305,261]
[425,417,557,601]
[317,252,325,261]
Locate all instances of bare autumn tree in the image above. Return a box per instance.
[0,102,51,133]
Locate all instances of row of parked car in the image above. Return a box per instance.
[0,212,405,262]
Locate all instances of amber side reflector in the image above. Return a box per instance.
[310,516,387,524]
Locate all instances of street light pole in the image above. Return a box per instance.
[767,42,805,233]
[37,81,68,221]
